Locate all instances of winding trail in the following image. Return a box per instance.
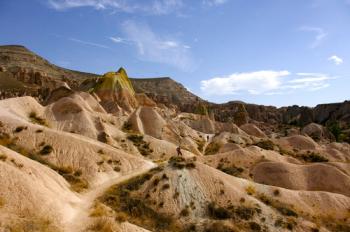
[64,161,157,232]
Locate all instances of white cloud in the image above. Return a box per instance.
[151,0,183,15]
[200,70,290,95]
[109,36,125,43]
[203,0,228,6]
[200,71,333,95]
[47,0,183,14]
[69,38,109,48]
[121,20,194,71]
[328,55,343,65]
[300,26,327,48]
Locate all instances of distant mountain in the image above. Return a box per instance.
[1,44,349,130]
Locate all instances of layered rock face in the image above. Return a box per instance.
[1,45,350,130]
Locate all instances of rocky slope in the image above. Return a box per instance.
[0,51,349,231]
[1,45,350,132]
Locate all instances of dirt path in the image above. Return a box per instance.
[64,161,157,232]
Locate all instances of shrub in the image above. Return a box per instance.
[40,145,53,155]
[29,112,48,127]
[196,140,205,152]
[274,218,295,230]
[0,154,7,161]
[276,206,298,217]
[204,142,220,155]
[169,156,196,170]
[180,208,190,217]
[90,203,108,217]
[234,206,256,220]
[127,134,153,156]
[122,121,133,132]
[254,140,275,150]
[273,189,280,196]
[14,126,27,133]
[245,185,256,195]
[207,202,231,219]
[162,183,170,190]
[249,222,261,231]
[217,163,244,177]
[301,152,328,162]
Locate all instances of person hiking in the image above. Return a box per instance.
[176,146,183,156]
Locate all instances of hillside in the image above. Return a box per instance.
[0,44,349,231]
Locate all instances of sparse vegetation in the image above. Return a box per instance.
[100,167,181,231]
[217,163,244,177]
[122,121,133,132]
[254,140,275,150]
[204,142,220,155]
[127,134,153,156]
[169,156,196,169]
[196,139,205,152]
[29,111,48,127]
[301,152,328,162]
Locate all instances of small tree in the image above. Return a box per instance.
[234,104,249,126]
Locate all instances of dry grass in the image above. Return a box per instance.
[204,142,220,155]
[29,111,49,127]
[88,217,116,232]
[245,185,256,195]
[5,217,61,232]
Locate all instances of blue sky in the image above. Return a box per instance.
[0,0,349,107]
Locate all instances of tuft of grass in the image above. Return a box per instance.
[204,142,220,155]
